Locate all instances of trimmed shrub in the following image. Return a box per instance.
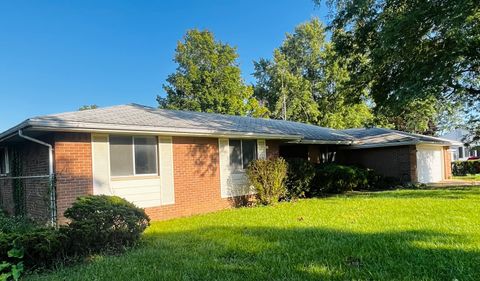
[285,158,316,199]
[311,164,369,194]
[64,195,150,254]
[452,160,480,176]
[1,195,150,272]
[247,158,288,205]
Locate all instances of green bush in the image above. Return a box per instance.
[452,160,480,176]
[64,195,150,254]
[285,158,316,199]
[0,212,37,234]
[0,195,150,272]
[311,164,369,194]
[0,228,68,269]
[247,158,288,205]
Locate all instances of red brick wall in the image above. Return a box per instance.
[145,137,230,220]
[443,146,452,180]
[266,140,281,159]
[3,133,282,223]
[145,137,281,221]
[54,133,93,224]
[0,138,51,222]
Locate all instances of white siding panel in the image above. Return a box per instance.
[159,137,175,205]
[257,139,267,159]
[110,178,161,208]
[219,138,255,198]
[219,138,230,198]
[92,134,111,195]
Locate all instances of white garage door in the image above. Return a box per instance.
[416,145,444,183]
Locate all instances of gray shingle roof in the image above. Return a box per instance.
[0,104,457,147]
[340,128,455,147]
[2,104,354,143]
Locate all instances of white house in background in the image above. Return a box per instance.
[441,129,479,161]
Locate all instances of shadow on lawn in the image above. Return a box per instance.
[138,226,480,281]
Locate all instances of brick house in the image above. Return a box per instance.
[0,104,457,224]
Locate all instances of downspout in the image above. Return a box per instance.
[18,130,56,226]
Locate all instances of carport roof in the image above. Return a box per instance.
[340,128,460,148]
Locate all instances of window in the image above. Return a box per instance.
[0,148,8,175]
[109,135,158,177]
[229,139,257,172]
[458,147,464,159]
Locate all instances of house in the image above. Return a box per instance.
[440,129,479,161]
[0,104,457,225]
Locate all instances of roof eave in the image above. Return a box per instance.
[26,124,303,140]
[344,140,453,150]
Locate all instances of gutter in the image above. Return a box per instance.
[17,130,56,226]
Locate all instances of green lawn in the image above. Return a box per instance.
[453,174,480,181]
[27,187,480,281]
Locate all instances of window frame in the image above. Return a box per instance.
[229,139,257,173]
[109,135,159,178]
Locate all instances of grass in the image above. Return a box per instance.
[27,187,480,281]
[453,174,480,181]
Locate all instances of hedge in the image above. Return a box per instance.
[452,160,480,176]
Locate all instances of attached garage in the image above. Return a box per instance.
[339,128,457,184]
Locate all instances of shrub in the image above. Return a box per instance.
[247,158,288,205]
[64,195,150,254]
[285,158,316,199]
[311,164,369,194]
[452,160,480,176]
[0,228,68,269]
[0,212,37,234]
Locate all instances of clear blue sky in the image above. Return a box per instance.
[0,0,328,131]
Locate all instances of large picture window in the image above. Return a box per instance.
[109,135,158,177]
[229,139,257,172]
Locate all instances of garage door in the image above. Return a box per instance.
[416,146,444,183]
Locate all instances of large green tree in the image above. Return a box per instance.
[158,29,267,117]
[318,0,479,135]
[254,18,373,128]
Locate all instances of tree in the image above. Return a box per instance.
[158,29,267,117]
[79,105,98,111]
[254,18,373,128]
[318,0,479,135]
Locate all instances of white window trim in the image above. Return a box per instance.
[109,135,159,178]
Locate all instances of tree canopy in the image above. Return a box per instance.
[318,0,479,135]
[253,18,373,128]
[158,29,267,117]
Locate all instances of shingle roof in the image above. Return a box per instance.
[340,128,455,148]
[1,104,354,143]
[0,104,457,147]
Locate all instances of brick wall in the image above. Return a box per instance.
[443,146,452,180]
[54,133,93,224]
[145,137,280,221]
[145,137,230,220]
[3,133,281,223]
[0,138,51,222]
[337,145,417,182]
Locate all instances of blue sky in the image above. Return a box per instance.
[0,0,328,131]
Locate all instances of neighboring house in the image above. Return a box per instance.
[441,129,479,161]
[0,104,457,224]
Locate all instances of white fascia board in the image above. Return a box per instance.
[28,125,303,141]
